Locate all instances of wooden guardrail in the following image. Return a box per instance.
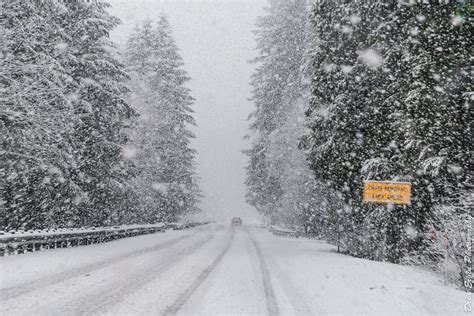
[0,221,212,257]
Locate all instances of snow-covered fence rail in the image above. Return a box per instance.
[0,221,211,257]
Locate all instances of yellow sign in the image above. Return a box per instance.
[363,181,411,205]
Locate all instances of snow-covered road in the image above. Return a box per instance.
[0,223,466,315]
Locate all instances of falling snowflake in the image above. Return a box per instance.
[358,49,383,68]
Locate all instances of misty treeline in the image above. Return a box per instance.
[1,1,200,230]
[246,0,471,285]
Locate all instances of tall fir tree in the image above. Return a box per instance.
[57,0,136,227]
[396,2,472,269]
[245,0,308,224]
[1,0,81,230]
[1,0,138,229]
[125,16,201,223]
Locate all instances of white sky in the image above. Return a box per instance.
[108,0,265,222]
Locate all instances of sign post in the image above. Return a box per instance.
[363,181,411,205]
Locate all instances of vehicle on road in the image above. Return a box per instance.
[231,217,243,226]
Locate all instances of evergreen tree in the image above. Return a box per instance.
[267,97,325,230]
[304,0,472,270]
[245,0,307,224]
[304,0,374,256]
[1,0,138,229]
[125,16,201,223]
[397,2,472,263]
[56,0,137,227]
[1,0,81,230]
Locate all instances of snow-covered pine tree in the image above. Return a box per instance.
[57,0,136,227]
[245,0,308,225]
[337,1,415,261]
[124,21,162,223]
[125,16,201,223]
[1,0,82,230]
[361,1,472,264]
[304,0,370,254]
[304,0,472,269]
[266,96,327,232]
[355,2,415,262]
[395,2,472,273]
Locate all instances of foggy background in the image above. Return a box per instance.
[108,0,265,222]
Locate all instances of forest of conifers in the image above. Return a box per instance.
[2,1,201,230]
[245,0,471,285]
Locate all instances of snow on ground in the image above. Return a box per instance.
[0,223,466,315]
[0,224,207,290]
[103,224,235,315]
[248,226,466,316]
[175,226,268,315]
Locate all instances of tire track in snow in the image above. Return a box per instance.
[0,225,208,300]
[248,227,318,315]
[246,228,279,316]
[70,229,220,315]
[163,226,235,316]
[257,243,316,315]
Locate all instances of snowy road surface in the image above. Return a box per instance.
[0,223,465,315]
